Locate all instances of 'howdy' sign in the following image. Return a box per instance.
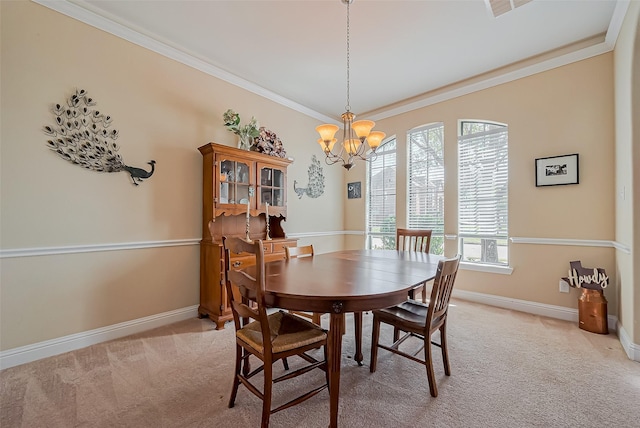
[562,261,609,290]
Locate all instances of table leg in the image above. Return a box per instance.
[328,312,344,428]
[354,312,363,365]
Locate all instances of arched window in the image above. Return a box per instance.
[366,138,396,249]
[458,121,509,265]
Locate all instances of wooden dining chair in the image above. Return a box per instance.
[285,245,323,325]
[396,228,433,302]
[285,244,314,259]
[369,255,461,398]
[223,237,329,428]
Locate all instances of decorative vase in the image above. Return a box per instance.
[238,135,253,151]
[578,288,608,334]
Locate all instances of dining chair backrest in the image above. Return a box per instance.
[284,244,321,325]
[369,254,461,398]
[222,236,329,426]
[285,244,314,259]
[425,255,461,332]
[223,236,272,351]
[396,228,432,253]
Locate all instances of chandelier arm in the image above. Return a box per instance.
[324,152,346,167]
[356,148,378,162]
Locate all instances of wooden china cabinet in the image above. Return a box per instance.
[198,142,297,329]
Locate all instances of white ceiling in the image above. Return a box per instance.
[43,0,626,123]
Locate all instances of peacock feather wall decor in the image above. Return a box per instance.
[294,155,325,199]
[43,88,156,186]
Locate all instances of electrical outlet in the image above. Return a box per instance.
[559,280,570,293]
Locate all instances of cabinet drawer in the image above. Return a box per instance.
[262,242,274,254]
[229,255,256,270]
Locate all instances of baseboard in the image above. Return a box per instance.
[0,305,199,370]
[3,291,638,370]
[452,289,638,362]
[617,322,640,362]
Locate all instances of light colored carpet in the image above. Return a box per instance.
[1,299,639,427]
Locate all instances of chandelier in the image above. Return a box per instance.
[316,0,385,171]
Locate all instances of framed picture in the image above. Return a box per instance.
[535,154,579,187]
[347,181,361,199]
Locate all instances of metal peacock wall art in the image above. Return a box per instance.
[294,155,325,199]
[43,88,156,186]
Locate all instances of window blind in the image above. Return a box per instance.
[458,124,508,239]
[408,123,444,236]
[366,139,396,248]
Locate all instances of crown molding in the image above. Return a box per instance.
[31,0,629,124]
[31,0,336,124]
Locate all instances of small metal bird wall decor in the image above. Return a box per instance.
[43,88,156,186]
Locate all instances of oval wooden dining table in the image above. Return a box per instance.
[243,249,443,428]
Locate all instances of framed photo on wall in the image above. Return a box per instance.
[347,181,361,199]
[535,153,579,187]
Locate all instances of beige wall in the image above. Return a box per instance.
[347,54,618,311]
[0,1,344,350]
[614,1,640,345]
[1,0,637,354]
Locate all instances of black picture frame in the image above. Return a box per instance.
[535,153,579,187]
[347,181,361,199]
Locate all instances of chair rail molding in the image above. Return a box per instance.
[509,237,630,254]
[2,235,628,259]
[287,230,363,239]
[0,238,200,259]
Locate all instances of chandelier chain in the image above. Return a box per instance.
[314,0,382,170]
[345,0,350,112]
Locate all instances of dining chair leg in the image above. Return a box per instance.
[393,327,400,343]
[242,348,251,376]
[369,315,380,373]
[229,344,242,408]
[282,358,289,371]
[423,336,438,397]
[262,360,273,428]
[312,313,322,325]
[323,344,330,393]
[440,322,451,376]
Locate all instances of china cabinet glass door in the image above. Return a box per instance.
[259,164,285,209]
[219,157,251,206]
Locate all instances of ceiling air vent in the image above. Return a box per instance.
[486,0,532,18]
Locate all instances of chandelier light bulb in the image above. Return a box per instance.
[316,124,339,141]
[343,138,362,155]
[366,131,386,150]
[351,120,375,139]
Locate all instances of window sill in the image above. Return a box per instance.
[460,262,513,275]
